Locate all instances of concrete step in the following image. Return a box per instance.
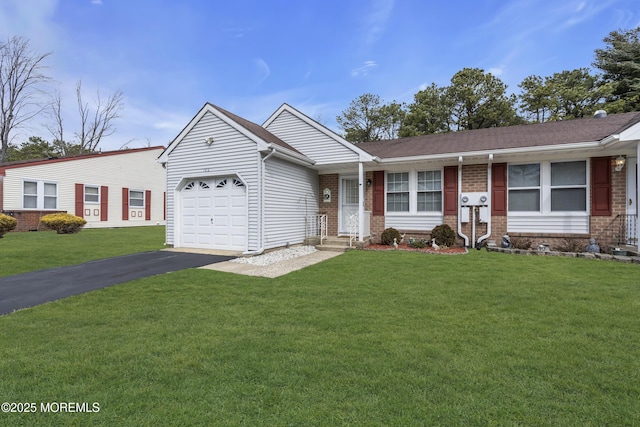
[316,244,355,253]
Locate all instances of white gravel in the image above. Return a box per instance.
[230,245,318,266]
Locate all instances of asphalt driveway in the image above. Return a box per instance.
[0,251,234,316]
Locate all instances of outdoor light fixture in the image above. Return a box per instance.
[366,178,372,186]
[615,155,626,172]
[204,137,214,146]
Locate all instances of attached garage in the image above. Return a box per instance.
[180,177,247,251]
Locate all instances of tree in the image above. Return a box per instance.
[593,27,640,112]
[518,75,552,122]
[446,68,521,131]
[74,80,124,153]
[0,36,51,162]
[336,94,406,143]
[400,83,452,137]
[545,69,610,119]
[5,136,60,161]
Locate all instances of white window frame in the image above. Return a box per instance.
[386,172,410,212]
[385,169,443,214]
[507,160,589,215]
[22,179,58,210]
[84,185,100,204]
[129,189,145,208]
[417,170,443,212]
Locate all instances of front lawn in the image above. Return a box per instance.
[0,249,638,425]
[0,226,166,277]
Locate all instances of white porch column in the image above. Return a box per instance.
[637,143,640,254]
[359,161,365,242]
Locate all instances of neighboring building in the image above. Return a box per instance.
[0,146,166,231]
[160,103,640,254]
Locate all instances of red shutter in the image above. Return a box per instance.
[122,187,129,220]
[492,163,507,216]
[100,186,109,221]
[443,166,458,215]
[145,190,151,220]
[75,183,84,218]
[372,171,385,216]
[591,157,611,216]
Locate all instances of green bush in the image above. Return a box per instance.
[431,224,456,247]
[408,239,427,249]
[40,213,87,234]
[0,213,18,238]
[380,227,401,246]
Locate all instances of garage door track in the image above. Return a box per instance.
[0,251,234,316]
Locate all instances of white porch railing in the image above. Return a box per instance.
[306,214,327,245]
[349,211,371,247]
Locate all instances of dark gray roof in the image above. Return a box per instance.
[210,103,306,156]
[358,112,640,159]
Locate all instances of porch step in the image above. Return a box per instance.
[315,236,368,252]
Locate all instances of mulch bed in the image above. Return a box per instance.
[364,243,467,254]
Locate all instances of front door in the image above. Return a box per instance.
[339,176,359,234]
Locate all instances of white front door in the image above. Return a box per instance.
[339,176,359,234]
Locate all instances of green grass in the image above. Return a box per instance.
[1,243,639,425]
[0,226,166,276]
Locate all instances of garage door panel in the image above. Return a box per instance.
[180,177,247,251]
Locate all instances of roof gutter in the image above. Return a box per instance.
[262,143,316,166]
[376,141,603,164]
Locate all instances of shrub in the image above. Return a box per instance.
[408,239,427,249]
[510,237,532,250]
[555,237,584,253]
[380,227,401,246]
[40,213,87,234]
[0,213,18,238]
[431,224,456,247]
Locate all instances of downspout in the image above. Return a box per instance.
[477,154,493,247]
[457,156,470,247]
[243,146,276,255]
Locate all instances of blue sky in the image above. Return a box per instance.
[0,0,638,151]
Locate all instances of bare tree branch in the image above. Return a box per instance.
[74,80,124,153]
[0,36,51,162]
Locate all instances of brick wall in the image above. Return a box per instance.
[2,210,67,232]
[319,174,339,236]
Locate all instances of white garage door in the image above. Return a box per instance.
[180,177,247,250]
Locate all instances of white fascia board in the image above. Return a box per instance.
[264,103,376,162]
[377,141,602,164]
[618,121,640,142]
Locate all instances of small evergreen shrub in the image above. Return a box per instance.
[431,224,456,247]
[0,213,18,238]
[380,227,401,246]
[408,239,427,249]
[40,213,87,234]
[510,237,532,250]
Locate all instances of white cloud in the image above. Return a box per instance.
[351,60,378,77]
[91,0,102,5]
[364,0,395,45]
[253,58,271,86]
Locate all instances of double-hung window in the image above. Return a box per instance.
[23,180,58,210]
[84,185,100,204]
[129,190,145,208]
[417,171,442,212]
[386,173,409,212]
[508,164,540,211]
[550,161,586,211]
[508,161,587,213]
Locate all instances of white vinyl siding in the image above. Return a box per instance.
[164,111,260,249]
[264,110,359,165]
[2,148,166,228]
[263,156,319,249]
